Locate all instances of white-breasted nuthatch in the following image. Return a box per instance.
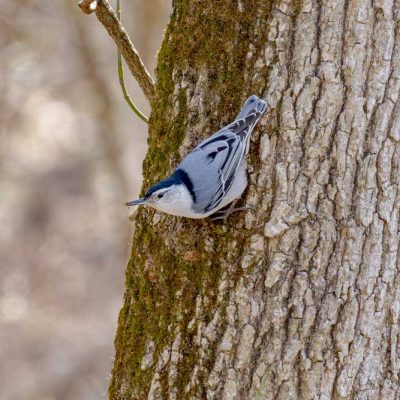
[126,95,268,219]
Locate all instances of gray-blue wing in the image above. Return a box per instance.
[177,105,266,214]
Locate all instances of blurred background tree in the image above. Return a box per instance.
[0,1,170,399]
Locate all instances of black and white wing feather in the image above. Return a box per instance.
[176,96,267,215]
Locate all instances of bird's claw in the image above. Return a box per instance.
[210,203,256,221]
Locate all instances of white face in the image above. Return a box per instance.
[146,185,196,218]
[127,183,197,218]
[146,187,175,209]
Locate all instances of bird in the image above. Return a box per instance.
[126,95,268,219]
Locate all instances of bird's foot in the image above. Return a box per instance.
[210,202,256,221]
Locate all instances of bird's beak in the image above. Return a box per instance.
[126,197,147,206]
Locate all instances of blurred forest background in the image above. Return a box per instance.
[0,1,170,399]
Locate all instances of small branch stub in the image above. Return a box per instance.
[79,0,98,14]
[78,0,156,105]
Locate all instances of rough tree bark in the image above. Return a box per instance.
[109,0,400,399]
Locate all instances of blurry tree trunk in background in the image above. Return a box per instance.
[109,0,400,399]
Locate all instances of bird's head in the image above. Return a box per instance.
[126,175,193,217]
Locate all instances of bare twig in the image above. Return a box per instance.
[116,0,148,123]
[79,0,156,105]
[79,0,98,14]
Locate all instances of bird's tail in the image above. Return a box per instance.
[235,95,268,120]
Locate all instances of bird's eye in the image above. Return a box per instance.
[157,193,164,199]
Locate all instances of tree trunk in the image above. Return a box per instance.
[109,0,400,399]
